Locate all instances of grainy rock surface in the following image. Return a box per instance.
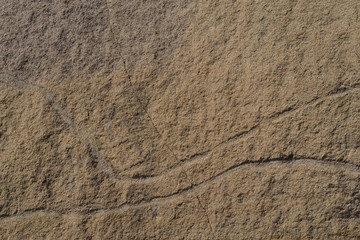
[1,0,360,239]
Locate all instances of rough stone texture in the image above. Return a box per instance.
[1,0,359,239]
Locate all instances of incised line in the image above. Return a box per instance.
[1,74,359,185]
[0,72,119,183]
[103,1,218,236]
[0,158,359,222]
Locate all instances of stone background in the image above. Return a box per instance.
[1,0,359,239]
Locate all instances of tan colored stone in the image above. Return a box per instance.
[1,0,359,239]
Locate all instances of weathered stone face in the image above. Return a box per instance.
[1,0,359,239]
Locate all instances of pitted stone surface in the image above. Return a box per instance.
[1,0,360,239]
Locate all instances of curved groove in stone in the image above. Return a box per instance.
[1,158,359,222]
[1,72,360,186]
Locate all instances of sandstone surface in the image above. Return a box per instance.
[1,0,360,239]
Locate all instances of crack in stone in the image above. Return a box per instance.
[1,158,359,222]
[2,75,358,237]
[1,72,360,184]
[267,82,360,122]
[1,2,359,236]
[151,84,360,179]
[0,69,360,183]
[2,9,360,232]
[102,2,218,236]
[0,72,119,183]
